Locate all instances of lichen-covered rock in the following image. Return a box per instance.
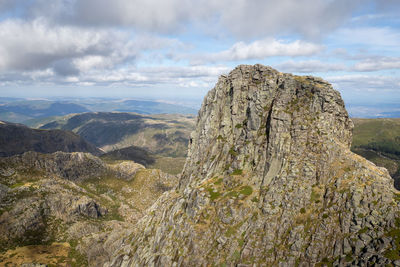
[107,65,400,266]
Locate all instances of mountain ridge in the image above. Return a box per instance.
[39,112,195,157]
[0,120,101,157]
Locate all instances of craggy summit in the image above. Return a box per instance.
[107,64,400,266]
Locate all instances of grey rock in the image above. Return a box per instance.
[353,239,364,254]
[0,183,9,200]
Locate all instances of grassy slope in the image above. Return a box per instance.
[351,118,400,188]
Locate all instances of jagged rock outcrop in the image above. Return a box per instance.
[106,65,400,266]
[0,177,108,246]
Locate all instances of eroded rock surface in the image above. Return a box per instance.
[0,151,177,266]
[106,65,400,266]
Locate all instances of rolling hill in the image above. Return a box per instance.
[351,118,400,188]
[0,121,101,157]
[39,112,195,156]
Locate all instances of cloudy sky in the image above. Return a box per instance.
[0,0,399,115]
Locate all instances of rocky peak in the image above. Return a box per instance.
[181,64,353,189]
[108,65,399,267]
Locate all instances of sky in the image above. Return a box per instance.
[0,0,399,116]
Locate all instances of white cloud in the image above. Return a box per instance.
[276,60,347,73]
[0,18,183,76]
[353,57,400,71]
[333,26,400,48]
[190,39,322,64]
[80,65,230,86]
[18,0,364,39]
[0,18,123,73]
[327,74,400,91]
[0,62,230,89]
[211,0,363,39]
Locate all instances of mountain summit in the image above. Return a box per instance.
[107,65,399,266]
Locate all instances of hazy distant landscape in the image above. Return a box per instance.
[0,97,198,124]
[2,97,400,126]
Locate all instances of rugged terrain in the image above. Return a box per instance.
[39,112,195,157]
[0,121,101,157]
[1,65,400,266]
[0,151,177,266]
[351,118,400,189]
[38,112,195,174]
[102,65,400,266]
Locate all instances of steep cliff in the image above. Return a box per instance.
[107,65,400,266]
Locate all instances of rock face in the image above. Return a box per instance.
[107,65,400,266]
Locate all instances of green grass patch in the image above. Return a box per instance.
[217,135,226,141]
[214,178,223,185]
[239,185,253,196]
[229,147,238,157]
[148,156,186,175]
[232,169,243,175]
[207,187,221,201]
[9,182,25,188]
[358,227,368,234]
[384,249,400,261]
[310,189,320,202]
[68,240,88,267]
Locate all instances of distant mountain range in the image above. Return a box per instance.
[0,121,101,157]
[0,97,198,124]
[37,112,195,174]
[39,112,195,157]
